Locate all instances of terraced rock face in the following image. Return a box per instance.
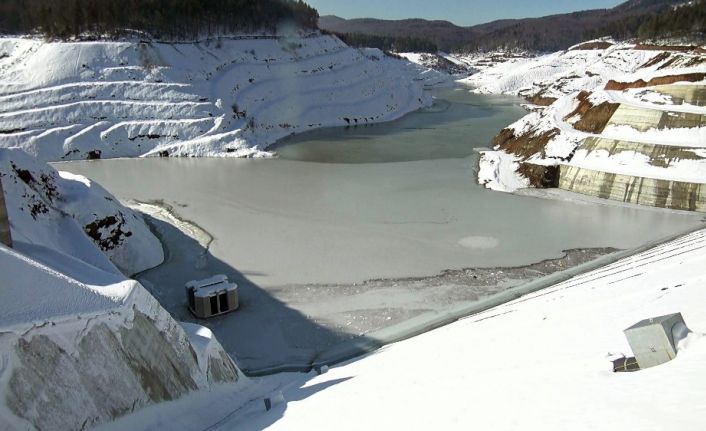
[0,146,241,431]
[558,86,706,212]
[605,72,706,90]
[559,165,706,212]
[0,35,436,161]
[472,41,706,197]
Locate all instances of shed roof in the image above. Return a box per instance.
[185,274,237,298]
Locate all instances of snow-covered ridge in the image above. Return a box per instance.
[0,34,442,161]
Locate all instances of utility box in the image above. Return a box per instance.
[185,275,239,319]
[624,313,689,369]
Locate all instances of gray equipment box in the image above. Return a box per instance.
[185,275,239,319]
[624,313,689,369]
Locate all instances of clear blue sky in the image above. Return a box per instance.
[307,0,626,26]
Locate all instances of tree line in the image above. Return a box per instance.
[0,0,319,40]
[334,32,438,53]
[586,1,705,42]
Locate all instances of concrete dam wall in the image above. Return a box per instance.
[571,136,706,171]
[559,165,706,212]
[650,84,706,107]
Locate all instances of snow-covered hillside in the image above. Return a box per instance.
[0,33,442,161]
[396,52,473,77]
[246,228,706,431]
[462,41,658,100]
[463,41,706,206]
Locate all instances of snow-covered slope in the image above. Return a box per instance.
[0,34,441,161]
[397,52,473,78]
[461,42,659,100]
[0,148,162,274]
[237,228,706,431]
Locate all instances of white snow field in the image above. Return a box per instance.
[463,41,706,196]
[0,33,443,161]
[0,148,243,430]
[100,227,706,431]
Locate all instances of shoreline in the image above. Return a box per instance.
[264,223,706,376]
[132,198,618,290]
[125,199,704,375]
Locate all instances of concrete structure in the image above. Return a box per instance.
[559,165,706,212]
[185,275,239,319]
[573,137,706,169]
[650,84,706,107]
[624,313,690,369]
[607,105,706,132]
[557,84,706,212]
[0,177,12,247]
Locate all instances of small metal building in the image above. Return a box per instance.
[185,275,239,319]
[624,313,690,369]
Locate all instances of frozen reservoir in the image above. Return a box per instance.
[59,88,704,372]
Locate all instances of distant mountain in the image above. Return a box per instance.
[614,0,683,11]
[319,0,687,52]
[319,16,479,52]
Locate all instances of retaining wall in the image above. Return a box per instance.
[607,105,706,132]
[559,165,706,212]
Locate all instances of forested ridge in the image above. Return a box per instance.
[0,0,319,40]
[335,32,438,53]
[320,0,701,53]
[587,0,705,41]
